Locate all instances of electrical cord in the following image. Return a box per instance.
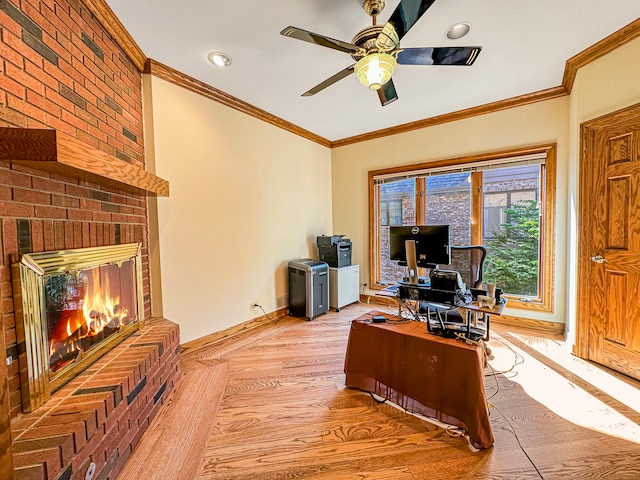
[368,391,476,449]
[485,335,525,376]
[485,361,501,401]
[352,312,408,325]
[253,304,280,324]
[369,392,387,403]
[483,339,543,479]
[490,401,545,479]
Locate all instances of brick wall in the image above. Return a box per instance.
[11,318,181,480]
[0,0,150,420]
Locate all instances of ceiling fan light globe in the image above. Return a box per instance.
[354,53,396,90]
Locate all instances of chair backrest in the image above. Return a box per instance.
[439,245,487,289]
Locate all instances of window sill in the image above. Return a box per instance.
[503,295,552,313]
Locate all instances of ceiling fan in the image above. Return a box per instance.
[281,0,481,106]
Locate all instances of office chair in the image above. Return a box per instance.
[420,245,488,336]
[447,245,487,290]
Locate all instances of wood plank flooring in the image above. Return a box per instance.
[120,303,640,479]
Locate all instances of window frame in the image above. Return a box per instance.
[380,199,403,226]
[368,144,556,313]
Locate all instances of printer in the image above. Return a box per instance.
[316,235,352,268]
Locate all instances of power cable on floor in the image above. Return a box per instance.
[490,402,545,479]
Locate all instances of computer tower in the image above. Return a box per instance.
[288,259,329,320]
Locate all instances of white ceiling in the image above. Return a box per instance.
[105,0,640,142]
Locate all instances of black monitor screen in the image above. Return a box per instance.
[389,225,451,267]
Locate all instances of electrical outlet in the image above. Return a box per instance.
[250,302,258,309]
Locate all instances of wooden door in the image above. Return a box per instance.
[578,103,640,380]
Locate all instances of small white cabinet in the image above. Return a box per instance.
[329,264,360,311]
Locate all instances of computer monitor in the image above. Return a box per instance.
[389,225,451,268]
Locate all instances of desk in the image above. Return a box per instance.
[344,312,493,449]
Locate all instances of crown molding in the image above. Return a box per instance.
[83,3,640,149]
[561,16,640,93]
[331,86,567,148]
[144,59,332,148]
[80,0,146,72]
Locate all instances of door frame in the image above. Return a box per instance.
[575,102,640,359]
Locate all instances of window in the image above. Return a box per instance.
[380,199,403,226]
[483,190,538,236]
[481,166,540,297]
[369,145,556,312]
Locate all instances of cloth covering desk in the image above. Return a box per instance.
[344,312,493,449]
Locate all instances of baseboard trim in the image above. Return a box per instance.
[180,307,289,353]
[492,314,565,335]
[360,293,398,307]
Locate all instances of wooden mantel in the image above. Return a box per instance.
[0,128,169,196]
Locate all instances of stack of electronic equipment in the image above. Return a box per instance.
[396,270,466,305]
[317,235,352,267]
[396,269,489,340]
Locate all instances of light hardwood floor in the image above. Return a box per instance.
[119,303,640,479]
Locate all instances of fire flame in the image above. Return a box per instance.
[48,268,133,366]
[81,269,129,336]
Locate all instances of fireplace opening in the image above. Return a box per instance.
[13,243,144,412]
[46,260,138,374]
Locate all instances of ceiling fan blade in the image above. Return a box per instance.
[385,0,437,41]
[281,26,360,54]
[377,79,398,106]
[397,47,482,66]
[302,65,355,97]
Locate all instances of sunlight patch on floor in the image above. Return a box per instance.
[487,333,640,446]
[510,331,640,414]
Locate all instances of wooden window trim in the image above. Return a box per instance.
[471,171,483,245]
[368,144,556,314]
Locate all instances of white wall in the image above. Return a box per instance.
[331,98,570,325]
[145,76,332,343]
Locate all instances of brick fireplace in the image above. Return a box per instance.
[13,243,146,413]
[0,1,177,479]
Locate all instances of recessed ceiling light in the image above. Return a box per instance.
[207,51,232,67]
[445,23,471,40]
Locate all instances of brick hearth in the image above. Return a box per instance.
[10,319,181,480]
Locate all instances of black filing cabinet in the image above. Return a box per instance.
[288,259,329,320]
